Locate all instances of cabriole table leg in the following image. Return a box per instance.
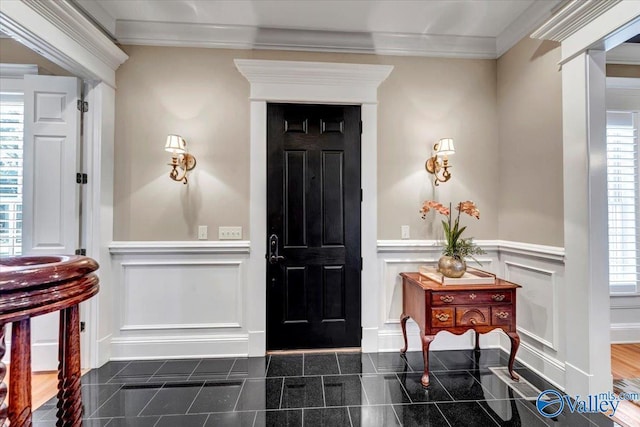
[56,306,83,427]
[9,319,32,427]
[0,324,7,427]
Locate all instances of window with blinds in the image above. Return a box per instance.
[0,93,24,257]
[607,111,639,294]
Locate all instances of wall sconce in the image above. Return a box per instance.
[165,134,196,184]
[425,138,455,186]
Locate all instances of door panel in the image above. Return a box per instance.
[22,74,81,371]
[267,104,361,350]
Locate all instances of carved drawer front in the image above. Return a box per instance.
[431,308,454,327]
[455,307,490,326]
[432,291,511,306]
[491,306,513,326]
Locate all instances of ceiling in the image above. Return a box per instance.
[73,0,563,58]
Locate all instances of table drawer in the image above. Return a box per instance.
[455,306,490,326]
[431,308,454,327]
[491,306,513,326]
[432,290,512,306]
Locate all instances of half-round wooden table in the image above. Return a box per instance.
[0,255,99,427]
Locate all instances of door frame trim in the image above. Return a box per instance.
[235,59,393,356]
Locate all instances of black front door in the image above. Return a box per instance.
[266,103,361,350]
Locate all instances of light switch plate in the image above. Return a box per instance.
[401,225,410,239]
[219,226,242,240]
[198,225,208,240]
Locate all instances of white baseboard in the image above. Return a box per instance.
[96,333,112,368]
[248,331,265,357]
[610,322,640,343]
[110,334,248,360]
[31,343,59,372]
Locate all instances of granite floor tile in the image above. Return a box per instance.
[348,405,401,426]
[254,409,303,427]
[90,384,162,418]
[81,384,123,417]
[281,376,325,409]
[82,361,130,385]
[402,351,448,372]
[190,358,235,380]
[105,416,160,426]
[304,353,340,376]
[235,377,283,411]
[397,372,453,403]
[267,355,303,377]
[437,401,500,426]
[434,370,495,401]
[154,413,209,426]
[360,374,411,405]
[479,398,549,427]
[204,411,257,427]
[229,357,269,378]
[393,403,450,427]
[367,352,411,373]
[154,359,200,376]
[139,382,203,416]
[432,350,477,371]
[337,353,377,374]
[323,374,367,406]
[304,407,352,426]
[187,380,244,413]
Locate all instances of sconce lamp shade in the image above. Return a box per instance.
[165,134,186,154]
[436,138,455,155]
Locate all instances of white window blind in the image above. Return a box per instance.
[0,93,24,257]
[607,111,639,294]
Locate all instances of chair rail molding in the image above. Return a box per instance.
[109,240,250,255]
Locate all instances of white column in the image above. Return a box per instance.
[561,49,611,396]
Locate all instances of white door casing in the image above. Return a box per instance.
[22,74,81,371]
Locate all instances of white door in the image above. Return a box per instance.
[22,74,81,370]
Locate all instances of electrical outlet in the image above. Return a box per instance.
[401,225,410,239]
[219,226,242,240]
[198,225,208,240]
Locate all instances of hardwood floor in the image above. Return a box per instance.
[4,369,59,410]
[611,344,640,427]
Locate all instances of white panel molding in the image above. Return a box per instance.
[610,322,640,343]
[0,0,128,87]
[236,59,392,356]
[504,261,559,351]
[119,260,243,331]
[109,240,250,254]
[0,63,38,78]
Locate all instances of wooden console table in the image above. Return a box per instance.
[0,255,99,427]
[399,272,521,387]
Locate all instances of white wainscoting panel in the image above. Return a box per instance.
[504,261,559,350]
[109,241,250,360]
[120,261,243,331]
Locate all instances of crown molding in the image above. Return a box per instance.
[530,0,622,42]
[0,0,127,86]
[0,63,38,78]
[606,43,640,65]
[71,0,116,37]
[496,0,561,57]
[115,20,499,59]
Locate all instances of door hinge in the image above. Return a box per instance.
[80,321,86,332]
[77,100,88,113]
[360,257,363,271]
[359,120,363,134]
[75,248,86,256]
[76,173,88,184]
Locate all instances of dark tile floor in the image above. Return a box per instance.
[33,349,620,426]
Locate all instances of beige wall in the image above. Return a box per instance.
[115,46,500,241]
[497,37,564,246]
[0,38,72,76]
[607,64,640,78]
